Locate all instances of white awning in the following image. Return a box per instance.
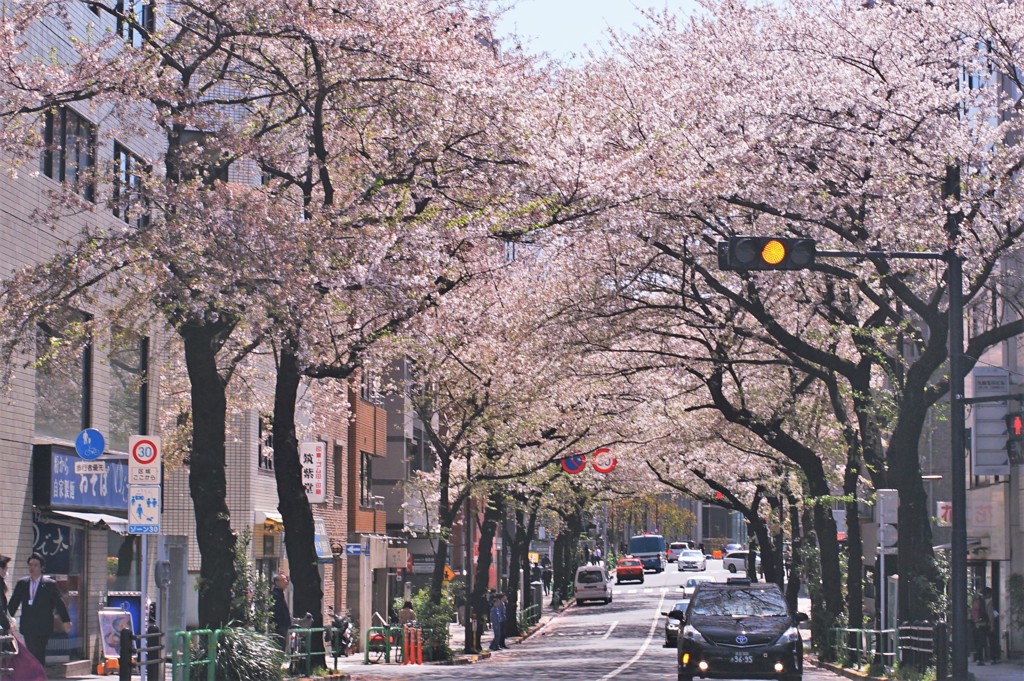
[255,510,284,528]
[50,510,129,535]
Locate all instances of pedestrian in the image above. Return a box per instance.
[982,587,1000,663]
[531,562,542,584]
[592,546,603,566]
[270,573,291,650]
[6,552,71,667]
[970,589,990,664]
[488,594,506,651]
[0,555,9,636]
[541,564,552,595]
[398,600,416,626]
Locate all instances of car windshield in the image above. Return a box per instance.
[671,600,690,613]
[681,551,703,559]
[686,578,712,587]
[620,560,641,567]
[670,543,687,549]
[691,588,788,617]
[578,570,605,584]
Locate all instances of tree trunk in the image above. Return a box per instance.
[469,493,503,652]
[506,509,526,637]
[181,322,237,628]
[844,454,864,631]
[273,338,325,660]
[887,391,940,622]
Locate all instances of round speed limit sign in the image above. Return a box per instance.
[591,447,617,474]
[132,439,159,465]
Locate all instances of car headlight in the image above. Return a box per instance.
[667,621,680,631]
[775,626,800,645]
[682,624,707,643]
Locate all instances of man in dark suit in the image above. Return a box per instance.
[270,572,291,650]
[7,552,71,666]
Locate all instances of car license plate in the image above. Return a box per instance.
[731,653,753,664]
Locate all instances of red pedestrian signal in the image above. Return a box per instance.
[718,237,816,271]
[1007,413,1023,438]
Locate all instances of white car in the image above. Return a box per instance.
[722,550,761,574]
[574,564,613,605]
[666,541,691,562]
[681,575,715,596]
[676,549,707,571]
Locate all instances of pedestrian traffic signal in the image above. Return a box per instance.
[1007,413,1023,439]
[718,237,816,271]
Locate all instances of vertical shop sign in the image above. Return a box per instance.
[300,441,326,503]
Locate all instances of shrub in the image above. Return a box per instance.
[190,627,284,681]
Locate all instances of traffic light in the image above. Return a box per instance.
[1007,412,1023,439]
[718,236,816,271]
[1007,413,1024,464]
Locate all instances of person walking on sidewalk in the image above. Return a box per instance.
[971,589,991,664]
[982,587,1000,663]
[7,552,71,667]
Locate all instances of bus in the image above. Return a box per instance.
[628,533,666,573]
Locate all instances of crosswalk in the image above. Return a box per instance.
[613,586,678,596]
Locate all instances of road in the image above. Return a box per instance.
[341,559,837,681]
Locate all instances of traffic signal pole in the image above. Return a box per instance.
[721,239,968,679]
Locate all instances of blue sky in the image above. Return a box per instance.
[494,0,703,61]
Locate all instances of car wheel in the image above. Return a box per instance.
[639,576,645,584]
[678,674,693,681]
[616,580,621,585]
[728,563,737,573]
[605,597,611,604]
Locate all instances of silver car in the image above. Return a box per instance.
[677,549,707,571]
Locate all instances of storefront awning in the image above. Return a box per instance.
[50,510,129,535]
[255,510,284,529]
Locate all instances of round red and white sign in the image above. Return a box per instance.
[591,448,616,474]
[132,438,159,465]
[561,454,587,474]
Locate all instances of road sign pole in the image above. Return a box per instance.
[140,534,148,681]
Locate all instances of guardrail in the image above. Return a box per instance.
[0,634,16,678]
[364,625,404,664]
[518,604,541,630]
[286,626,325,677]
[898,621,948,680]
[170,629,218,681]
[826,627,897,668]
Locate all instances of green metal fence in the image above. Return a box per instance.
[518,604,541,631]
[170,629,219,681]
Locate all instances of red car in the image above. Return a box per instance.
[615,557,645,584]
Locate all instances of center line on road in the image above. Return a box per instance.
[602,621,618,639]
[598,591,667,681]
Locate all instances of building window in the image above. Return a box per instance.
[170,130,230,186]
[113,143,150,227]
[333,443,344,499]
[108,330,148,452]
[35,311,92,442]
[360,452,373,507]
[117,0,155,48]
[258,412,274,471]
[41,107,96,202]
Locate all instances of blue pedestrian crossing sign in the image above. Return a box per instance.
[128,485,161,534]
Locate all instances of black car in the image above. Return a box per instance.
[662,599,690,647]
[670,580,806,681]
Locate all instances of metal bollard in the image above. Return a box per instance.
[119,627,133,681]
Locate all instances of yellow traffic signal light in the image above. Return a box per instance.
[718,237,816,271]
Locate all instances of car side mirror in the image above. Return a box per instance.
[667,611,685,621]
[794,612,809,623]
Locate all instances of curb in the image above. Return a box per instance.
[808,656,885,681]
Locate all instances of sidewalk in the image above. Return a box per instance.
[811,655,1024,681]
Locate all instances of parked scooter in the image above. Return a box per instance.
[325,607,353,665]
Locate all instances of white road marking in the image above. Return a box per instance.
[597,591,667,681]
[602,621,618,639]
